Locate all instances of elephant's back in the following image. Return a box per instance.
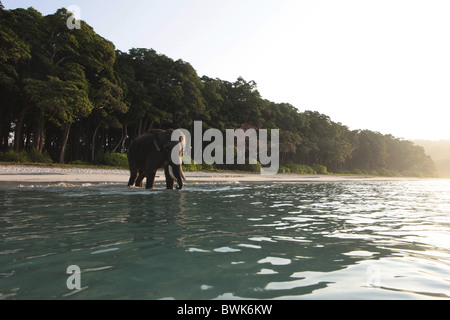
[128,135,153,166]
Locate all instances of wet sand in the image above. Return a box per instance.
[0,165,420,187]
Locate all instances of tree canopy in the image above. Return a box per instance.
[0,7,437,177]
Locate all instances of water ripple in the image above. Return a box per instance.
[1,180,450,299]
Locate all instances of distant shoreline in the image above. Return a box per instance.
[0,165,428,187]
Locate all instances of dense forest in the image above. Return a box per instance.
[414,140,450,178]
[0,7,437,177]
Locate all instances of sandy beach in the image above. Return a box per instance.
[0,164,420,187]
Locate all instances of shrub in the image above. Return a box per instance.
[104,152,129,169]
[183,163,201,172]
[0,150,52,164]
[279,166,291,174]
[376,168,401,177]
[285,163,315,174]
[182,155,200,172]
[27,150,52,164]
[233,162,262,173]
[312,164,328,174]
[200,163,214,171]
[350,168,364,175]
[402,170,425,178]
[302,165,315,174]
[0,150,27,162]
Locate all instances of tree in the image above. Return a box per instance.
[351,130,387,171]
[0,8,34,151]
[19,8,118,163]
[115,50,165,137]
[24,69,93,163]
[133,49,206,127]
[279,130,302,162]
[0,11,31,85]
[89,77,128,160]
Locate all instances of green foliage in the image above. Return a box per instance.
[0,150,29,162]
[0,150,52,163]
[278,166,290,174]
[25,75,93,127]
[231,162,262,173]
[182,155,203,172]
[200,163,214,171]
[285,163,316,174]
[312,164,328,174]
[104,152,128,168]
[181,155,221,172]
[376,168,401,177]
[278,163,329,175]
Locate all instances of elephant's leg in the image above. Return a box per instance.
[164,165,175,190]
[128,169,138,187]
[145,170,157,189]
[135,169,145,187]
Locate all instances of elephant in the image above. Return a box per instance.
[127,129,187,189]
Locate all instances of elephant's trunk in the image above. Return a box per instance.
[168,164,185,189]
[168,165,177,181]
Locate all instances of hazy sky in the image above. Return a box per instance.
[5,0,450,140]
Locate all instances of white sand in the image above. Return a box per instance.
[0,165,419,186]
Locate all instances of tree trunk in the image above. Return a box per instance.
[121,123,128,153]
[25,125,32,150]
[38,121,45,153]
[0,109,9,152]
[59,124,71,164]
[148,118,154,131]
[137,118,143,136]
[33,118,45,152]
[113,123,125,153]
[71,124,81,161]
[91,124,100,162]
[14,104,29,152]
[143,115,154,133]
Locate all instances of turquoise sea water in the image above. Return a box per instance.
[1,180,450,299]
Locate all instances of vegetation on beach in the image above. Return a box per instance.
[0,7,437,177]
[414,140,450,178]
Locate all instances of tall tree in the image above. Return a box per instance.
[89,77,128,160]
[20,8,118,162]
[351,130,388,171]
[126,48,205,131]
[24,66,93,163]
[0,8,34,151]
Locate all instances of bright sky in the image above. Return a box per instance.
[5,0,450,141]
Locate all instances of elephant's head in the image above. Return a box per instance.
[153,129,187,189]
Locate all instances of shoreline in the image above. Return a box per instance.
[0,165,426,187]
